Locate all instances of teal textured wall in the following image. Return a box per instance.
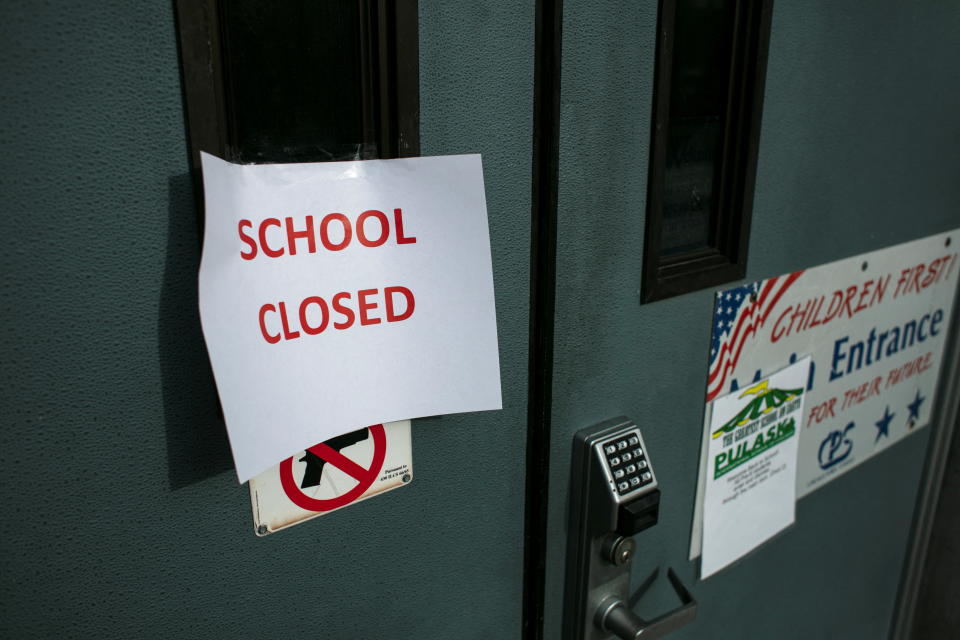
[0,1,533,638]
[543,1,960,638]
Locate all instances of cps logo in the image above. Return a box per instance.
[818,422,855,470]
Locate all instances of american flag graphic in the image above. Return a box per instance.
[707,271,805,402]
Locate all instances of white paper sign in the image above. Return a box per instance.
[701,358,808,578]
[199,153,502,482]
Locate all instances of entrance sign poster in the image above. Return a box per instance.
[250,420,412,535]
[701,358,808,578]
[199,153,502,482]
[691,229,959,559]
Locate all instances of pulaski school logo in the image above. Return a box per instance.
[712,380,804,439]
[712,380,804,480]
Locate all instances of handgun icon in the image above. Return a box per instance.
[299,428,369,489]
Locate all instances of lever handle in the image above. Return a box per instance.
[594,569,697,640]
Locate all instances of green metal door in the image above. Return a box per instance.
[541,2,960,638]
[1,1,534,638]
[4,1,960,639]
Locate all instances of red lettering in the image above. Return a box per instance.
[385,286,415,322]
[921,259,938,288]
[299,296,329,335]
[771,306,792,343]
[239,219,258,260]
[357,210,390,248]
[910,264,924,294]
[320,213,352,251]
[332,292,355,329]
[259,218,285,258]
[265,287,415,340]
[807,296,826,329]
[854,280,874,313]
[806,397,837,426]
[895,268,911,298]
[885,352,934,388]
[278,302,300,340]
[357,288,382,326]
[872,274,889,305]
[395,208,417,244]
[823,290,845,323]
[841,285,858,318]
[788,303,807,334]
[259,304,280,344]
[285,215,316,255]
[797,300,814,333]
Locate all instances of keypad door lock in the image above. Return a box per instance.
[563,417,697,640]
[596,425,659,536]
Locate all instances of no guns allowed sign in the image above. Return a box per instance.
[250,420,412,536]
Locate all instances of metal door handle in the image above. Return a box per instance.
[594,569,697,640]
[565,419,697,640]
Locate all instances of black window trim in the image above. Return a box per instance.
[641,0,774,303]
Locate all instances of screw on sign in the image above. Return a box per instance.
[279,424,387,511]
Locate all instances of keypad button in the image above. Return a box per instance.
[609,456,620,466]
[641,471,652,482]
[637,460,647,470]
[633,448,643,458]
[614,469,625,479]
[625,464,636,474]
[605,444,617,455]
[630,477,641,487]
[628,435,640,446]
[618,481,629,492]
[622,452,632,462]
[617,440,628,450]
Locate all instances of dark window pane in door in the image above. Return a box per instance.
[219,0,370,163]
[642,0,772,302]
[661,0,737,257]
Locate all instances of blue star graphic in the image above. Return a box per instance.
[907,389,925,425]
[875,406,894,442]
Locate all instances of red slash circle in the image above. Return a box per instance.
[279,424,387,511]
